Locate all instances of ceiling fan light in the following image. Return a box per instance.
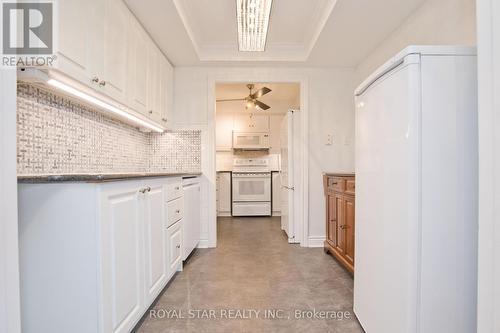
[236,0,273,52]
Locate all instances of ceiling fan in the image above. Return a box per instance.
[216,84,272,110]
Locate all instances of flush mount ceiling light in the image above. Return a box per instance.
[236,0,273,52]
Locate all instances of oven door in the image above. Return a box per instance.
[232,173,271,202]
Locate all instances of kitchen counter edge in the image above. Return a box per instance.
[18,172,203,183]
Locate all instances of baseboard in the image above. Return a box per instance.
[197,239,210,248]
[217,212,231,217]
[272,211,281,217]
[308,236,326,248]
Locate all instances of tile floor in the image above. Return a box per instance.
[135,217,364,333]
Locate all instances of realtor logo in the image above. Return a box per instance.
[2,2,53,55]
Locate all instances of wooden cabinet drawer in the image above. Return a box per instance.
[167,197,183,227]
[166,180,182,201]
[328,177,345,192]
[345,179,355,195]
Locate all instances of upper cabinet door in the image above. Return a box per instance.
[101,0,130,102]
[54,0,104,86]
[234,114,270,132]
[127,19,149,115]
[159,56,173,127]
[146,45,161,122]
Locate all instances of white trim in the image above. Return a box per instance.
[206,71,309,247]
[477,0,500,332]
[0,68,21,333]
[307,237,326,248]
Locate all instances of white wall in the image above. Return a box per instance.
[173,67,356,246]
[476,0,500,332]
[355,0,477,84]
[0,68,21,333]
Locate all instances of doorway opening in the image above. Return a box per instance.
[214,82,303,245]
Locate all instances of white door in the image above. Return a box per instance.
[100,182,144,333]
[143,180,167,304]
[272,172,281,216]
[54,0,104,87]
[280,111,294,241]
[102,0,129,102]
[183,182,201,260]
[354,57,421,333]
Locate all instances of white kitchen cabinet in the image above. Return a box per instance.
[142,180,167,305]
[127,19,149,115]
[217,172,232,216]
[234,114,269,132]
[159,56,174,126]
[18,176,187,333]
[101,0,130,103]
[167,220,183,274]
[146,45,161,122]
[216,113,234,151]
[100,181,145,333]
[54,0,104,87]
[272,172,281,216]
[182,178,201,260]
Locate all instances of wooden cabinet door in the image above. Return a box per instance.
[143,181,167,304]
[344,195,355,266]
[327,194,337,247]
[100,181,144,333]
[334,193,345,255]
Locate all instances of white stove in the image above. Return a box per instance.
[232,158,271,216]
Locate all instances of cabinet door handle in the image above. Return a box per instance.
[139,188,147,194]
[99,80,106,87]
[175,186,180,190]
[148,110,153,114]
[162,118,167,122]
[92,76,99,84]
[175,209,180,214]
[147,186,151,192]
[176,244,180,249]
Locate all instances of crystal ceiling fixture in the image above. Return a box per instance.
[236,0,273,52]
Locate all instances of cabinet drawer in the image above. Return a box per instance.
[345,179,355,195]
[167,197,183,227]
[167,220,182,273]
[328,177,345,192]
[166,181,183,201]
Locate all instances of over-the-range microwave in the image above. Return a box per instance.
[232,132,270,150]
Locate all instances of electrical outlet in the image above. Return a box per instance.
[326,133,333,145]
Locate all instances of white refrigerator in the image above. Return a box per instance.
[280,110,300,243]
[354,46,478,333]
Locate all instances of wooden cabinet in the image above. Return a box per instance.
[324,174,355,273]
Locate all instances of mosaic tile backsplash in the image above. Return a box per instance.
[17,84,201,175]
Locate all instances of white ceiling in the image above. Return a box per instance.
[124,0,426,67]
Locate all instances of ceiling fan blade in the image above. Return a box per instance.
[216,98,246,102]
[250,87,271,99]
[254,100,271,110]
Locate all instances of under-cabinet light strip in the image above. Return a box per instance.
[47,79,164,133]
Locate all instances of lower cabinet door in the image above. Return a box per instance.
[344,195,355,266]
[334,193,345,255]
[166,220,182,277]
[100,181,144,333]
[143,180,167,304]
[327,194,337,247]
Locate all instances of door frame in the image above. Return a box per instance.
[206,71,309,247]
[0,68,21,333]
[477,0,500,332]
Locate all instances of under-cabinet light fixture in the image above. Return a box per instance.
[236,0,273,52]
[47,79,164,133]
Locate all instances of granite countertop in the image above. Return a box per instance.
[18,172,202,183]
